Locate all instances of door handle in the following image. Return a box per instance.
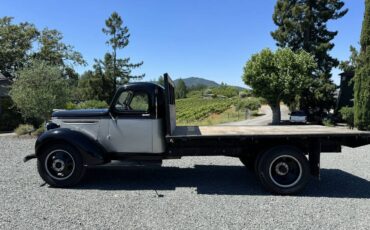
[142,114,150,117]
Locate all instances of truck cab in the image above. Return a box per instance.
[49,82,168,155]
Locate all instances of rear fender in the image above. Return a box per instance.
[35,128,108,166]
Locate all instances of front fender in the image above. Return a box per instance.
[35,128,108,166]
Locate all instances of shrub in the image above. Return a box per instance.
[211,85,239,98]
[239,91,252,98]
[10,60,69,121]
[65,100,108,110]
[235,97,261,112]
[31,123,45,137]
[14,124,34,136]
[339,106,354,128]
[322,118,335,127]
[186,90,202,98]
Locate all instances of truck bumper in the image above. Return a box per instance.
[23,154,37,162]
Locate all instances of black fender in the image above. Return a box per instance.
[35,128,109,166]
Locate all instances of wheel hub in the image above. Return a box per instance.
[268,155,303,188]
[52,159,65,172]
[275,162,289,176]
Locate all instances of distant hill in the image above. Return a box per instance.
[174,77,245,90]
[174,77,219,88]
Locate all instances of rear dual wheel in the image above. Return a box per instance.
[257,146,310,195]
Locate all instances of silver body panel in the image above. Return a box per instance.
[52,118,165,154]
[58,119,101,141]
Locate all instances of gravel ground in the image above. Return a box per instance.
[1,136,370,229]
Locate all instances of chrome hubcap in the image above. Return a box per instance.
[269,155,302,188]
[45,149,75,180]
[275,162,289,176]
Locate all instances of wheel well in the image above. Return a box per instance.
[36,140,78,158]
[245,143,308,171]
[248,142,309,158]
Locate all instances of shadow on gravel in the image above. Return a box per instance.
[74,165,370,198]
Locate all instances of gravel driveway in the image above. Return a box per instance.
[1,137,370,229]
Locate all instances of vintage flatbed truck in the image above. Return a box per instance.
[25,74,370,195]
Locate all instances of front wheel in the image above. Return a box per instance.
[37,144,85,187]
[257,146,310,195]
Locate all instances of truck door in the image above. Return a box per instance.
[108,89,153,153]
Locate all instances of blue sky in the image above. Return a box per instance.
[0,0,365,86]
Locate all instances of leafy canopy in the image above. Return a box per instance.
[243,48,316,124]
[243,48,316,105]
[33,28,86,67]
[0,17,38,79]
[9,60,69,121]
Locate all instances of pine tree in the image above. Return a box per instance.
[354,0,370,130]
[102,12,144,100]
[271,0,347,115]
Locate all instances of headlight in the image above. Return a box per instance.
[46,121,60,130]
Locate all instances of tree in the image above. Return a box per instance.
[243,48,316,124]
[354,0,370,130]
[175,79,187,99]
[32,28,86,88]
[76,71,103,101]
[339,46,359,74]
[271,0,348,114]
[0,17,38,79]
[102,12,144,100]
[76,57,114,103]
[33,28,85,66]
[9,60,69,121]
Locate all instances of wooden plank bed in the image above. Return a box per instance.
[172,125,370,137]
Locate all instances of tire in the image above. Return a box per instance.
[37,144,86,187]
[257,146,310,195]
[239,156,256,172]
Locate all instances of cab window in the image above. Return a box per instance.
[114,90,149,112]
[130,92,149,111]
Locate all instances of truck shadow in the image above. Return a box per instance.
[76,165,370,199]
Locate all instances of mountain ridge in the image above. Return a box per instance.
[174,77,245,90]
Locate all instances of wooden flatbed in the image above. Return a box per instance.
[172,125,370,137]
[161,73,370,194]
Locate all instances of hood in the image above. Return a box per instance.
[52,109,109,118]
